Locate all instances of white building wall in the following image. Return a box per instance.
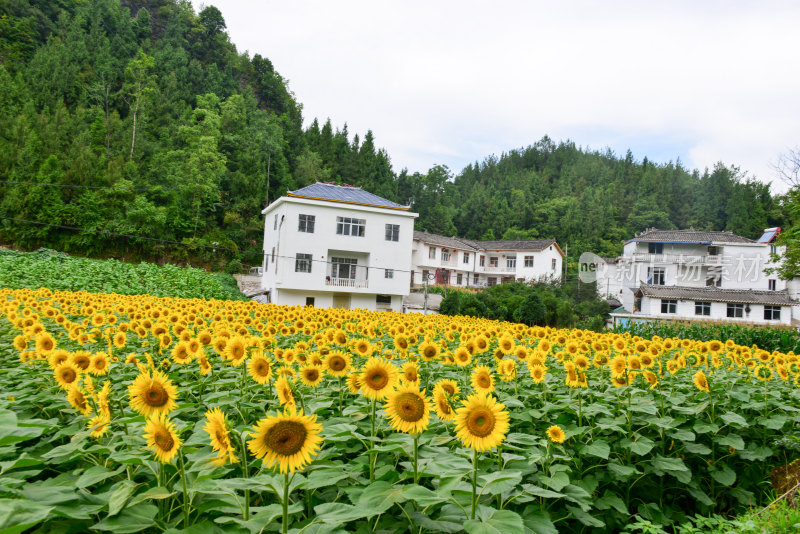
[262,196,416,310]
[640,297,792,326]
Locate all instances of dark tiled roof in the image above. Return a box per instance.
[413,231,478,251]
[478,239,558,252]
[413,231,560,253]
[286,183,409,210]
[630,229,754,244]
[635,284,796,305]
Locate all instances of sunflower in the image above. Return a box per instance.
[171,342,193,364]
[352,339,374,358]
[471,366,495,394]
[89,352,110,376]
[609,355,627,378]
[454,393,510,451]
[97,381,111,418]
[497,335,515,355]
[498,359,517,381]
[204,407,239,465]
[474,335,490,353]
[275,375,296,408]
[546,425,566,444]
[384,384,432,434]
[225,336,248,365]
[128,369,179,417]
[359,357,399,400]
[70,351,91,371]
[528,363,547,384]
[693,370,710,393]
[54,362,81,390]
[87,414,110,438]
[346,371,362,394]
[67,384,92,416]
[299,365,324,387]
[35,332,56,354]
[13,335,27,352]
[248,409,323,473]
[323,350,351,377]
[248,353,273,385]
[453,346,472,367]
[144,413,182,463]
[48,349,70,369]
[417,340,440,362]
[113,332,127,349]
[434,390,457,422]
[198,354,212,375]
[400,361,420,385]
[433,378,460,399]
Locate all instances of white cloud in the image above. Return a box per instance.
[194,0,800,191]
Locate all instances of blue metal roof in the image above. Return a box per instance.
[286,183,409,210]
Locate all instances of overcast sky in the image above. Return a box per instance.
[193,1,800,192]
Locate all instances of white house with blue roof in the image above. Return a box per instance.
[260,182,418,311]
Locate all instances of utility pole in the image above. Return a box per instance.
[563,244,568,286]
[423,272,434,314]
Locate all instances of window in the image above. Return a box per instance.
[487,277,497,287]
[376,295,392,308]
[479,255,485,267]
[331,257,357,279]
[295,253,312,273]
[305,297,315,307]
[648,267,665,285]
[385,224,399,241]
[489,257,498,267]
[273,214,278,230]
[708,246,719,256]
[660,299,677,314]
[551,258,557,271]
[706,276,721,288]
[695,301,711,316]
[429,247,436,260]
[384,269,394,279]
[524,256,534,268]
[768,279,776,291]
[507,257,516,269]
[336,216,365,236]
[770,244,777,255]
[764,306,781,321]
[298,214,315,233]
[463,253,470,264]
[648,243,664,254]
[457,273,463,285]
[442,249,450,261]
[727,303,743,318]
[271,247,275,264]
[473,274,479,285]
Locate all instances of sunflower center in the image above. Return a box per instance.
[145,383,169,407]
[61,369,77,382]
[442,384,455,396]
[305,369,319,382]
[154,430,174,451]
[367,371,388,390]
[437,397,452,414]
[395,392,425,422]
[215,430,229,448]
[329,357,345,371]
[75,357,89,370]
[255,361,270,376]
[478,375,490,388]
[466,408,495,437]
[265,420,308,456]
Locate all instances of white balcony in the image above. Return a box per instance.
[325,276,368,288]
[632,253,725,266]
[479,264,517,273]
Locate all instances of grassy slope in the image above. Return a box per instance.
[0,248,248,301]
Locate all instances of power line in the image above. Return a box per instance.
[0,180,150,191]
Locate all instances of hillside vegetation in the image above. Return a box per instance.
[0,0,785,268]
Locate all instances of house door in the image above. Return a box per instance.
[332,293,351,309]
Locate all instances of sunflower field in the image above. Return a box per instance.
[1,287,799,533]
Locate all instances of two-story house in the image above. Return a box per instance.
[260,183,417,311]
[594,228,795,326]
[411,231,564,287]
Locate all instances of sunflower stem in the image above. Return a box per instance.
[370,398,377,482]
[496,446,503,508]
[338,377,344,416]
[413,434,419,484]
[177,450,190,528]
[470,448,479,520]
[238,431,250,521]
[282,470,290,534]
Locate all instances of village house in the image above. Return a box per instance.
[260,183,417,311]
[411,231,564,288]
[593,228,798,326]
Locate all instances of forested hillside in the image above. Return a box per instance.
[0,0,784,268]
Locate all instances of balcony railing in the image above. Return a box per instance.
[479,264,517,273]
[632,253,725,265]
[325,276,368,288]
